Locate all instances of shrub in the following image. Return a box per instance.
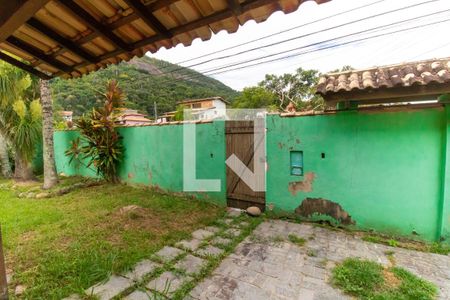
[65,80,124,182]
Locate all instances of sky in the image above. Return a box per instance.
[150,0,450,91]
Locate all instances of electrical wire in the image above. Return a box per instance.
[153,16,450,85]
[158,0,389,68]
[152,9,450,85]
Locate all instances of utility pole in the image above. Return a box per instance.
[154,101,158,122]
[0,225,8,300]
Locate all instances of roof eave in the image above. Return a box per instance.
[319,82,450,104]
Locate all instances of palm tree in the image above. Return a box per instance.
[40,79,58,189]
[0,61,42,181]
[1,99,42,180]
[0,61,24,178]
[0,132,11,178]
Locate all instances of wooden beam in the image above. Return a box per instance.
[0,0,51,43]
[227,0,242,14]
[27,18,99,63]
[6,36,73,74]
[0,225,8,300]
[147,0,181,11]
[123,0,172,38]
[0,51,52,79]
[57,0,132,52]
[58,0,289,74]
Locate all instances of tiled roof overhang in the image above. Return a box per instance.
[316,57,450,104]
[0,0,329,79]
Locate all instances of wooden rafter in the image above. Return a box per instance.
[27,17,99,64]
[148,0,181,11]
[0,51,52,79]
[0,0,52,43]
[123,0,172,38]
[6,36,73,74]
[227,0,243,14]
[57,0,133,52]
[56,0,288,75]
[0,0,325,78]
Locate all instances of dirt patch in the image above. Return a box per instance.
[295,198,355,225]
[383,268,401,288]
[102,204,216,246]
[288,172,315,195]
[118,205,147,216]
[12,181,39,187]
[18,231,36,245]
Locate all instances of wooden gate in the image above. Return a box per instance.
[226,120,265,210]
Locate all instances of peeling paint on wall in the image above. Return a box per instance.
[295,197,355,225]
[288,172,315,195]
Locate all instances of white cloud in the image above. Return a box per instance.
[150,0,450,91]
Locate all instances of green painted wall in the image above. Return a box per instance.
[440,104,450,241]
[53,107,450,242]
[54,130,97,178]
[32,140,43,175]
[54,122,226,205]
[266,107,446,242]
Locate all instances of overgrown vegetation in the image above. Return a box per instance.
[288,234,306,246]
[51,56,239,117]
[362,234,450,255]
[0,61,42,181]
[232,67,325,111]
[0,178,222,299]
[332,258,438,300]
[65,80,124,182]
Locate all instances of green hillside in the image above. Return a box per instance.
[51,56,239,117]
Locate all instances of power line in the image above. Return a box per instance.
[156,0,441,77]
[158,0,389,68]
[154,16,450,86]
[206,18,450,76]
[170,9,450,77]
[180,0,440,70]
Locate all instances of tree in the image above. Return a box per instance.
[329,65,355,73]
[2,99,42,180]
[40,79,58,189]
[0,62,42,181]
[0,61,25,178]
[0,133,11,178]
[65,80,124,182]
[259,68,323,111]
[174,104,185,121]
[51,57,239,117]
[232,86,277,109]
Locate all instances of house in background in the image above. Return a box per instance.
[59,111,73,122]
[181,97,229,121]
[157,97,229,123]
[116,109,152,126]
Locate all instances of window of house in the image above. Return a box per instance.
[192,103,202,109]
[290,151,303,176]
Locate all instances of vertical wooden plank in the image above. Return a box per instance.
[0,225,8,300]
[226,120,265,210]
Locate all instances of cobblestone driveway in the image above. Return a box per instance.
[190,220,450,300]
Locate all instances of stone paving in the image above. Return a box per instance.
[190,220,450,300]
[65,217,450,300]
[65,209,251,300]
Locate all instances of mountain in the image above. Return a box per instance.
[51,56,239,117]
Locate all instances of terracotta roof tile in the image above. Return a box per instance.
[0,0,330,79]
[317,57,450,99]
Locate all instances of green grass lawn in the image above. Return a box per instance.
[332,258,438,300]
[0,178,223,299]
